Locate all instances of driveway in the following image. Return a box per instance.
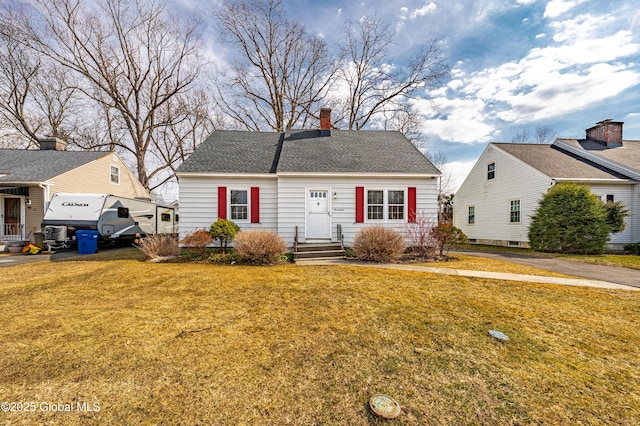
[453,249,640,288]
[0,249,82,267]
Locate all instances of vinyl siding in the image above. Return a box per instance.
[589,183,639,245]
[50,154,149,199]
[178,175,278,241]
[277,176,439,246]
[454,144,551,246]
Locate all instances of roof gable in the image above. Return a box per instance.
[177,129,440,175]
[0,149,109,183]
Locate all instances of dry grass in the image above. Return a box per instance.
[560,254,640,270]
[426,254,574,278]
[1,249,639,424]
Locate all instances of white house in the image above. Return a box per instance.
[454,120,639,249]
[176,109,441,247]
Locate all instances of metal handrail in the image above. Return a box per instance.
[293,225,298,260]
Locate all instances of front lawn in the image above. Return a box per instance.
[560,253,640,270]
[1,250,638,424]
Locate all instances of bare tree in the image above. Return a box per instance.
[0,27,79,148]
[511,128,530,143]
[214,0,337,131]
[337,16,449,131]
[535,125,557,144]
[511,125,557,144]
[3,0,204,191]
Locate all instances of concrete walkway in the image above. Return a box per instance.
[296,258,639,291]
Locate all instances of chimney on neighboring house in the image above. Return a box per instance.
[585,119,623,147]
[320,108,331,137]
[39,136,68,151]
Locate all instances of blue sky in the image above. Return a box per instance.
[193,0,640,191]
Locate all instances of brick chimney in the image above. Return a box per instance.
[585,119,623,147]
[320,108,331,137]
[39,136,68,151]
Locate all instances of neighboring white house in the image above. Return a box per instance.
[176,109,441,247]
[454,120,639,249]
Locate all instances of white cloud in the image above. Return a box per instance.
[516,0,537,4]
[440,160,477,193]
[410,2,437,19]
[420,11,640,143]
[414,96,496,144]
[535,33,545,39]
[544,0,587,19]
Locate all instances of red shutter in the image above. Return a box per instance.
[217,186,227,219]
[355,186,364,223]
[251,187,260,223]
[408,187,417,223]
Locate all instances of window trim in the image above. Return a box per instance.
[228,188,250,223]
[468,205,475,225]
[365,188,407,223]
[509,199,521,224]
[110,164,120,185]
[487,162,495,180]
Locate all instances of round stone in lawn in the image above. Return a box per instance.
[488,330,510,341]
[369,394,401,419]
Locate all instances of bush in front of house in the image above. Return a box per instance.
[352,226,406,263]
[404,210,438,257]
[210,218,239,249]
[624,242,640,255]
[430,224,468,256]
[180,229,213,256]
[528,183,610,254]
[233,230,287,265]
[604,201,629,234]
[135,234,180,260]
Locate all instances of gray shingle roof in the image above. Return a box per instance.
[557,138,640,174]
[495,143,629,180]
[177,129,440,175]
[0,149,108,183]
[177,130,282,174]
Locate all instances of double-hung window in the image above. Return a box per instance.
[487,162,495,180]
[387,190,405,220]
[230,190,248,221]
[110,165,120,184]
[367,189,405,221]
[468,206,475,224]
[510,199,521,223]
[367,190,384,220]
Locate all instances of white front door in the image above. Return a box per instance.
[307,190,330,239]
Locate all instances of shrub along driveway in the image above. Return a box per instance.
[454,250,640,288]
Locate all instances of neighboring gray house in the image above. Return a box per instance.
[0,137,150,246]
[176,109,441,246]
[454,120,639,249]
